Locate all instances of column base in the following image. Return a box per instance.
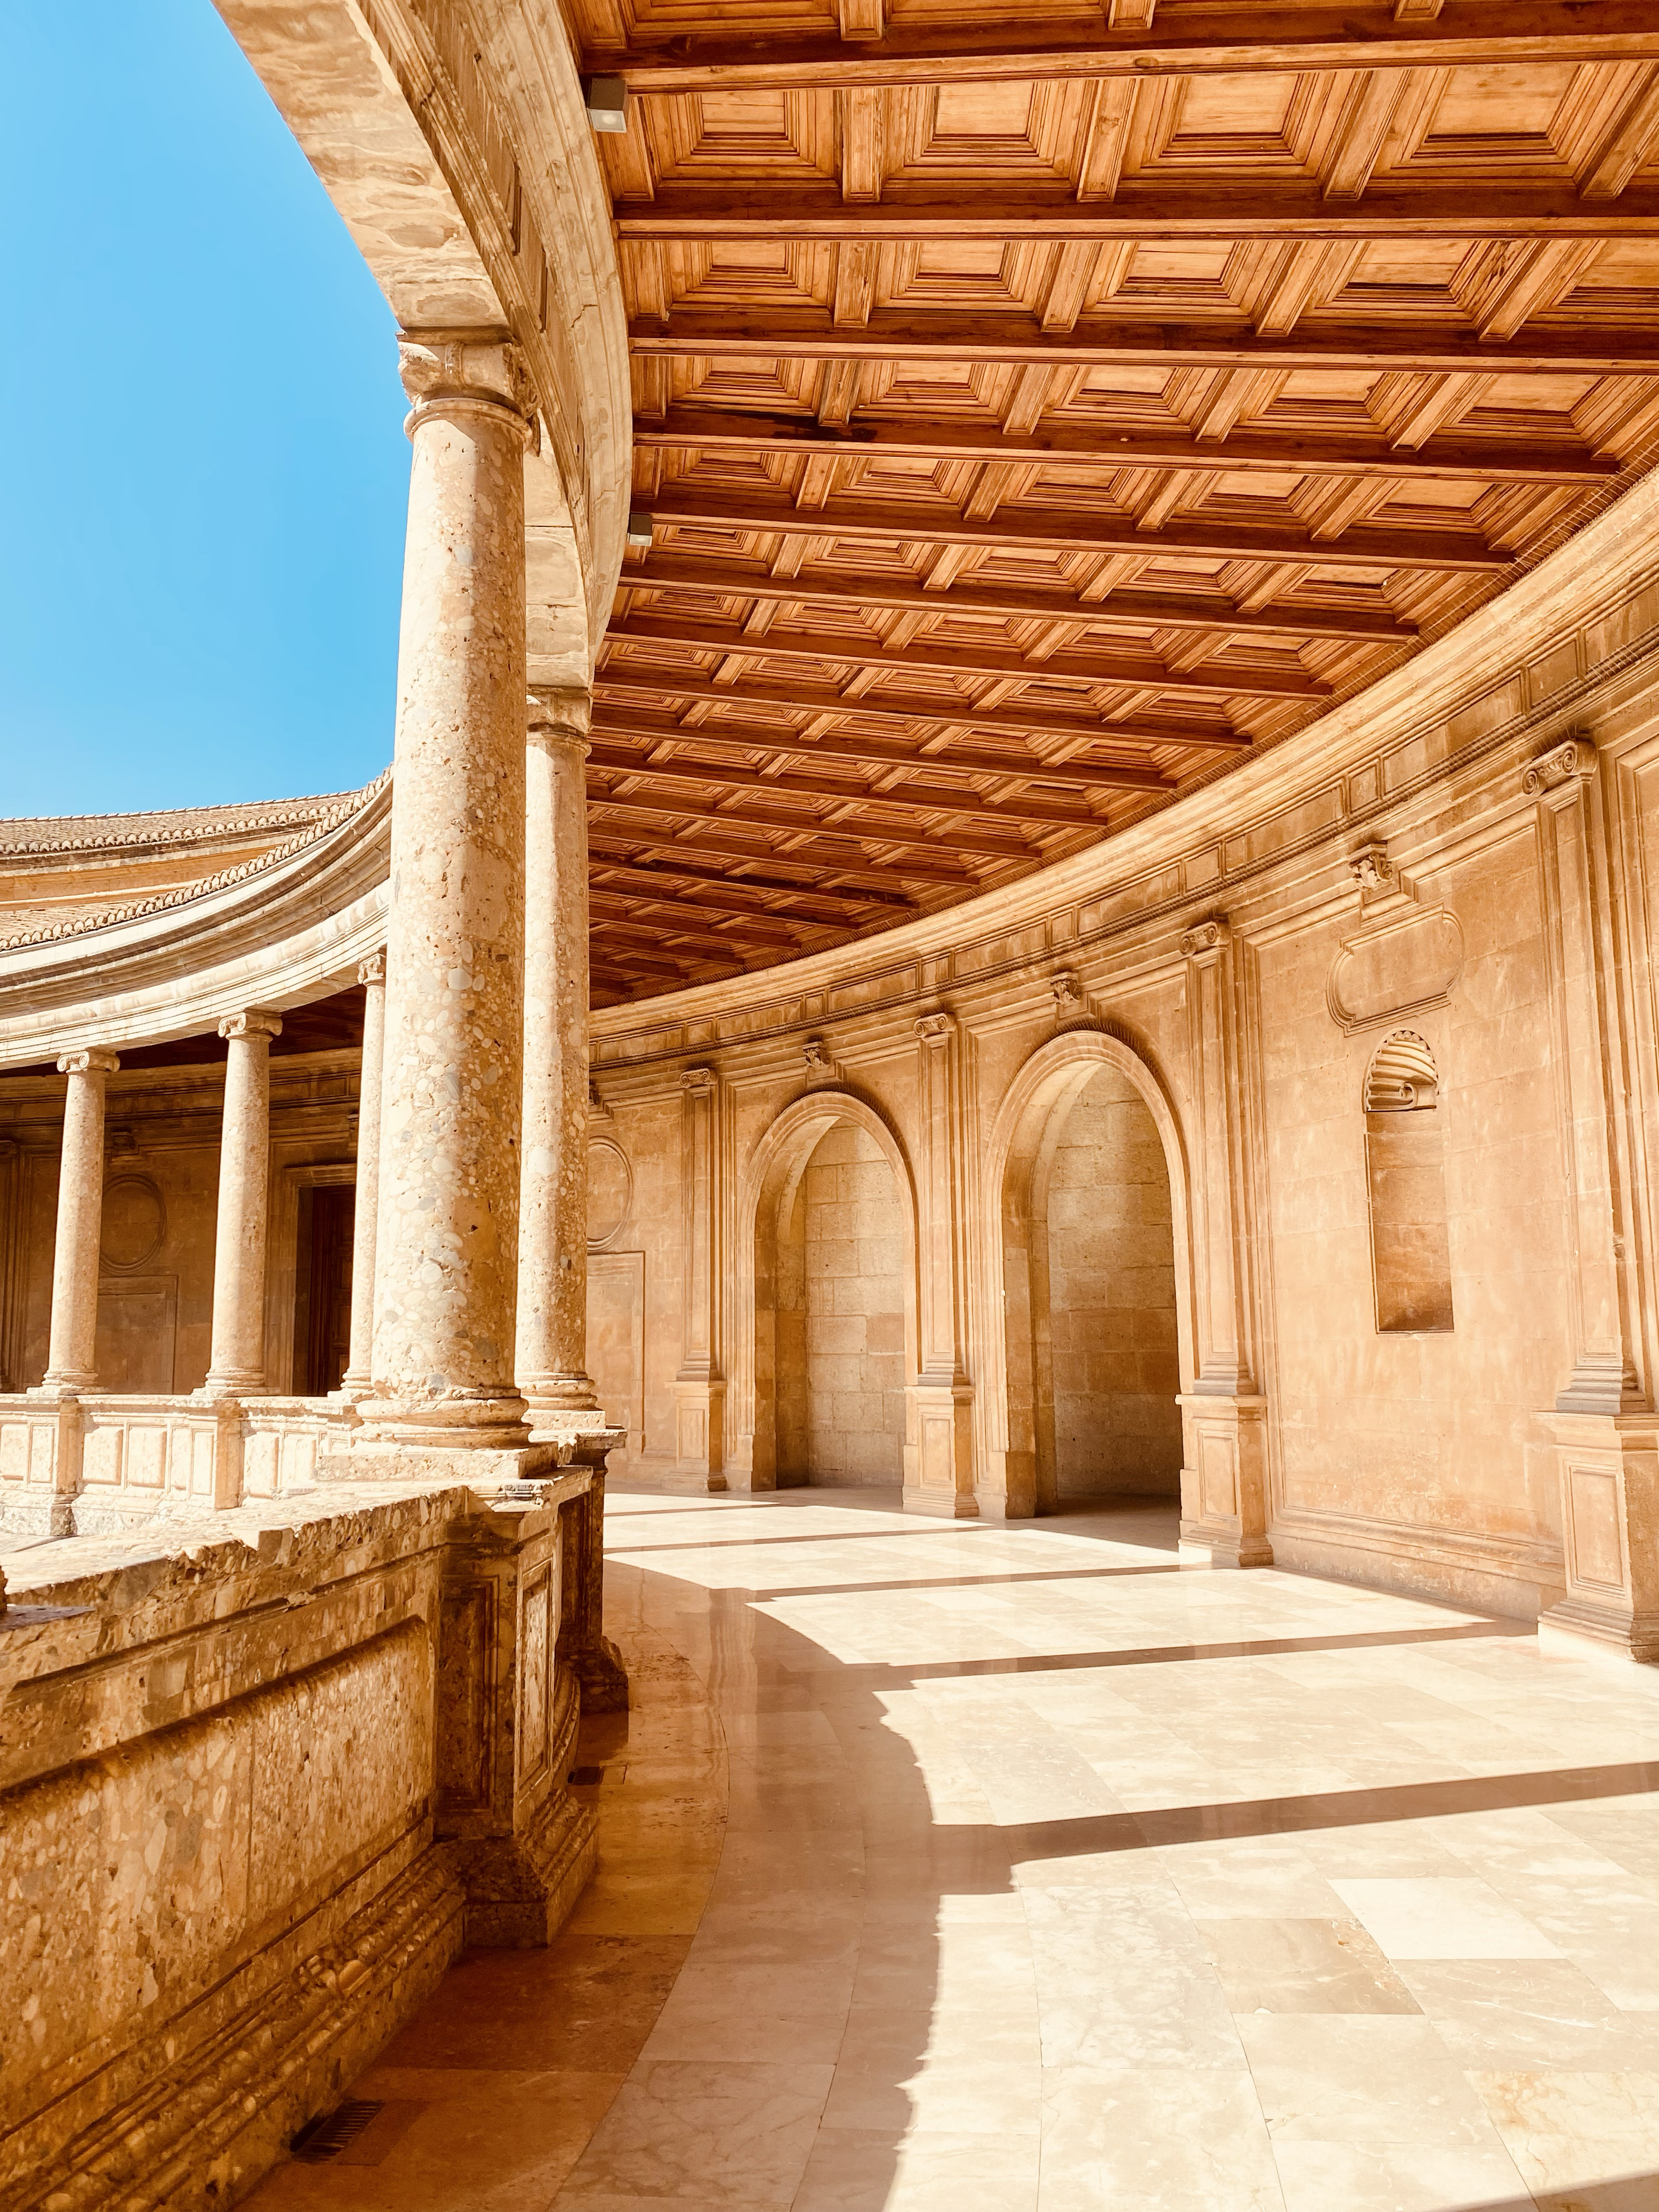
[904,1380,976,1518]
[444,1785,598,1948]
[901,1485,980,1520]
[1177,1392,1272,1569]
[1539,1410,1659,1666]
[672,1378,726,1490]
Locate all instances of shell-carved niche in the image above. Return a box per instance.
[1327,904,1464,1034]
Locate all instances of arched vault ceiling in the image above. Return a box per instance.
[567,0,1659,1005]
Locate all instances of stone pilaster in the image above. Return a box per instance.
[1175,919,1272,1569]
[205,1012,282,1397]
[355,335,538,1463]
[518,685,600,1419]
[341,951,386,1397]
[672,1065,726,1489]
[1524,736,1658,1661]
[39,1048,120,1396]
[907,1012,976,1518]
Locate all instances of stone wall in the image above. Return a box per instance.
[1044,1063,1183,1501]
[0,1475,601,2211]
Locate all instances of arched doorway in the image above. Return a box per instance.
[986,1031,1196,1517]
[739,1094,919,1492]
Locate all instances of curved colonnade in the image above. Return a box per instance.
[4,4,1659,2207]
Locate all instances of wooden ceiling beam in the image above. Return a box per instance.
[592,758,1083,854]
[592,905,806,955]
[588,812,960,888]
[590,892,811,945]
[627,315,1659,379]
[605,609,1329,698]
[616,573,1335,696]
[644,487,1505,576]
[592,670,1250,757]
[598,11,1659,93]
[615,189,1659,244]
[587,847,933,908]
[591,733,1167,814]
[593,783,1041,862]
[633,409,1616,488]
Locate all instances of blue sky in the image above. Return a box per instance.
[0,5,409,821]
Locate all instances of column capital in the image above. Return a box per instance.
[1523,732,1597,798]
[914,1009,956,1045]
[1180,916,1231,959]
[57,1047,119,1077]
[398,331,537,447]
[218,1009,283,1045]
[681,1064,719,1095]
[357,951,386,988]
[527,687,592,748]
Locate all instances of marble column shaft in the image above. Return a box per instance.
[342,951,387,1394]
[206,1011,282,1396]
[519,689,599,1412]
[42,1048,120,1393]
[361,336,534,1449]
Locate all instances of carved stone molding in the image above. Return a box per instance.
[1523,733,1597,797]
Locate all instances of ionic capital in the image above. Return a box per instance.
[1180,916,1231,959]
[527,686,593,752]
[681,1064,718,1095]
[218,1009,284,1045]
[1523,733,1596,798]
[914,1010,956,1045]
[396,332,538,447]
[357,951,386,988]
[57,1047,119,1077]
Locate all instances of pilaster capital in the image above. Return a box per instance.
[681,1064,718,1095]
[914,1009,956,1045]
[1523,733,1597,799]
[1347,841,1395,894]
[396,330,538,447]
[57,1047,119,1077]
[527,686,593,751]
[218,1009,283,1045]
[357,951,386,989]
[1180,916,1231,959]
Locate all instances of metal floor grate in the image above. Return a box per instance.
[290,2100,384,2163]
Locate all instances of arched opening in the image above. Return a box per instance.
[743,1096,919,1493]
[1037,1062,1183,1504]
[989,1031,1196,1518]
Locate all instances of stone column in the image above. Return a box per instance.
[1525,736,1658,1663]
[1174,918,1272,1569]
[40,1048,120,1394]
[340,951,386,1397]
[205,1012,282,1396]
[672,1065,726,1489]
[355,335,538,1461]
[907,1012,975,1518]
[518,686,600,1420]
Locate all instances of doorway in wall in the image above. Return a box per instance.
[768,1119,908,1487]
[294,1182,354,1396]
[1034,1061,1183,1503]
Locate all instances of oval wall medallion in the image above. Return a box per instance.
[101,1173,166,1271]
[1327,906,1464,1034]
[587,1139,633,1248]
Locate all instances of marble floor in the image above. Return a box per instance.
[250,1488,1659,2212]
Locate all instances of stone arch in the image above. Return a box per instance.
[730,1089,920,1493]
[980,1029,1197,1517]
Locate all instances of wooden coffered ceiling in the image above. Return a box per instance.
[564,0,1659,1006]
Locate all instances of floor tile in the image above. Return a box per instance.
[1331,1876,1563,1959]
